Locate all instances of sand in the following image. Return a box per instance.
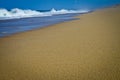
[0,6,120,80]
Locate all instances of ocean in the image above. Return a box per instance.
[0,8,89,37]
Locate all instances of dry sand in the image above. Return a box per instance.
[0,6,120,80]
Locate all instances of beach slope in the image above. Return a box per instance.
[0,6,120,80]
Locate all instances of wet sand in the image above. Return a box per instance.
[0,6,120,80]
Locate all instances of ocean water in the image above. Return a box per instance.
[0,13,81,37]
[0,8,89,37]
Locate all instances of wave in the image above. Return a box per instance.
[0,8,89,20]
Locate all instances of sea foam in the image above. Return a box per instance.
[0,8,89,20]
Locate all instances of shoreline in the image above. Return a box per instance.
[0,12,86,38]
[0,13,83,38]
[0,18,79,38]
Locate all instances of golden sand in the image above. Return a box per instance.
[0,6,120,80]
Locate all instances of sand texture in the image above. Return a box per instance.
[0,6,120,80]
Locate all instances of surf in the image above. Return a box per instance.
[0,8,89,20]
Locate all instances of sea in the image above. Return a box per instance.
[0,8,89,37]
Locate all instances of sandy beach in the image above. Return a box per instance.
[0,6,120,80]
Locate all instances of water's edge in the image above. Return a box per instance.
[0,13,82,38]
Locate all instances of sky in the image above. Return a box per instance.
[0,0,120,10]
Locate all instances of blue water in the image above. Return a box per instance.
[0,13,81,37]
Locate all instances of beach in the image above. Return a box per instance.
[0,5,120,80]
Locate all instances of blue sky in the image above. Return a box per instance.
[0,0,120,10]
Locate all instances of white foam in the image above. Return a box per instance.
[0,8,89,20]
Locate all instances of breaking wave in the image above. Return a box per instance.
[0,8,89,20]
